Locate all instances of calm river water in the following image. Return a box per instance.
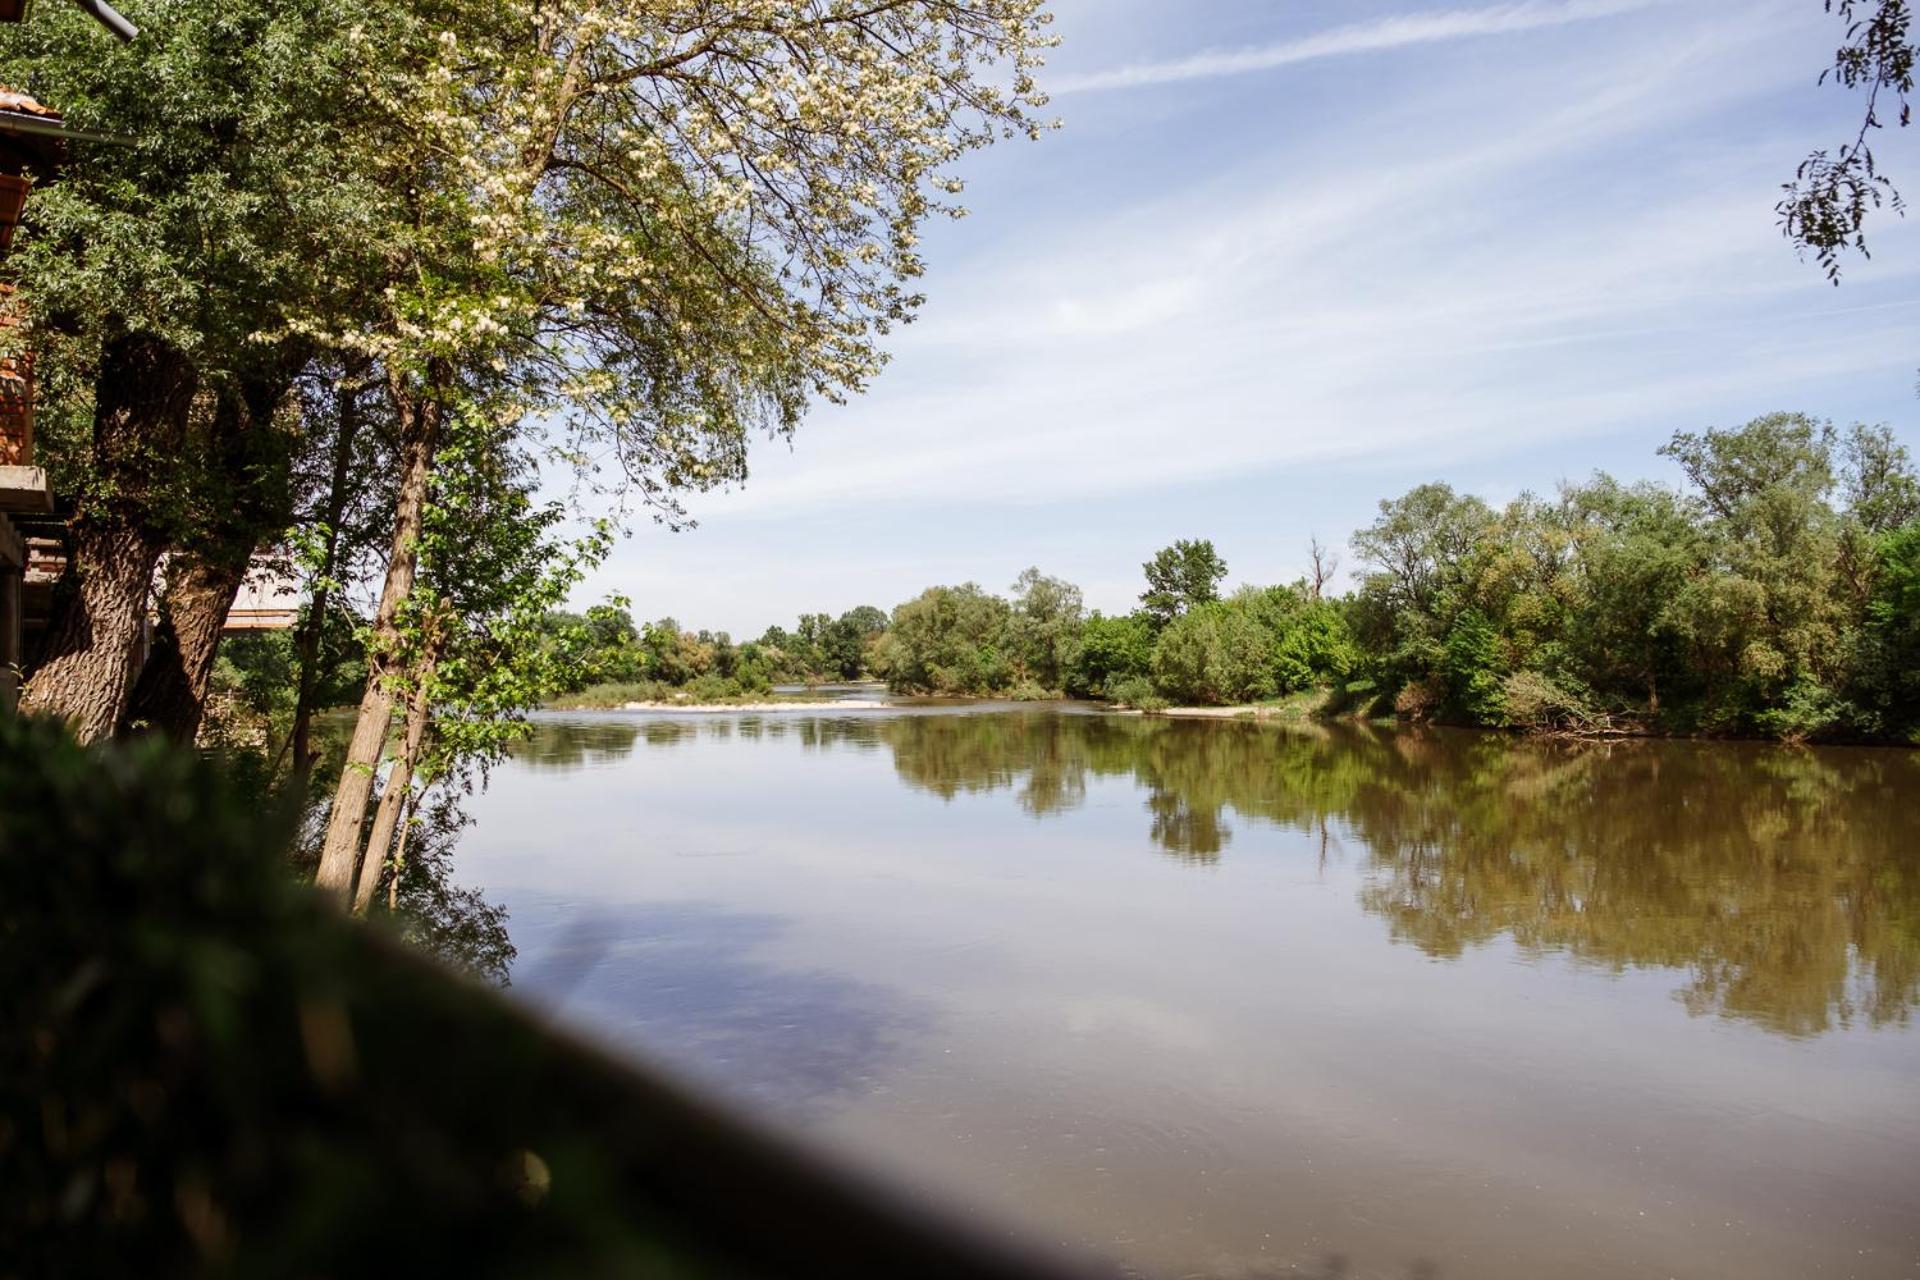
[457,707,1920,1279]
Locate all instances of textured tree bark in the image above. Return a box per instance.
[315,365,444,902]
[122,553,249,741]
[23,523,165,741]
[21,332,196,741]
[120,355,304,742]
[354,660,432,915]
[386,790,416,913]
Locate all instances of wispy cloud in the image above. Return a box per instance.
[582,0,1919,632]
[679,12,1887,521]
[1049,0,1658,93]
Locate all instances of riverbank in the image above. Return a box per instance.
[606,698,896,713]
[546,683,1916,745]
[1119,686,1386,725]
[548,678,896,712]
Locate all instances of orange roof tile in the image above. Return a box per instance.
[0,86,60,120]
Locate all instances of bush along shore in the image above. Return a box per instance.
[516,416,1920,744]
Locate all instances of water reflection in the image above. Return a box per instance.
[509,718,645,771]
[899,716,1920,1035]
[388,794,516,986]
[511,712,1920,1037]
[503,895,925,1119]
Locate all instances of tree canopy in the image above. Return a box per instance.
[1139,539,1227,626]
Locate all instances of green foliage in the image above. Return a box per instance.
[1350,482,1494,639]
[1004,678,1058,702]
[1068,611,1156,698]
[1007,567,1085,691]
[1151,601,1277,706]
[401,416,615,778]
[546,602,883,699]
[1870,521,1920,643]
[1333,415,1920,739]
[1856,520,1920,737]
[0,0,394,360]
[1234,585,1360,693]
[873,583,1014,695]
[1140,539,1228,627]
[208,609,366,744]
[820,606,889,680]
[1105,675,1168,712]
[1439,610,1508,725]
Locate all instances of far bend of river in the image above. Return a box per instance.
[457,707,1920,1280]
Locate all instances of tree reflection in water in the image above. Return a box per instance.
[506,717,650,771]
[505,711,1920,1037]
[864,711,1918,1037]
[386,793,517,986]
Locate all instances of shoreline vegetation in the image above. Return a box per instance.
[528,415,1920,746]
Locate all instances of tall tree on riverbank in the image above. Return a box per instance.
[304,0,1057,900]
[346,421,607,914]
[1140,540,1227,627]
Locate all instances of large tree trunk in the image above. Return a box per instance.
[23,523,166,741]
[21,332,196,741]
[315,365,444,903]
[354,659,433,915]
[120,355,307,742]
[122,554,248,741]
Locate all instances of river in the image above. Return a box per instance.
[455,707,1920,1279]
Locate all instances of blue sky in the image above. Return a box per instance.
[587,0,1919,637]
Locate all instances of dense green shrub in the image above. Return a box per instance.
[872,583,1016,695]
[1439,610,1508,725]
[1067,612,1155,698]
[1151,602,1276,705]
[1857,522,1920,739]
[1105,675,1168,712]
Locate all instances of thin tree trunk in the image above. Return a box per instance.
[354,660,432,915]
[122,553,248,741]
[292,368,367,784]
[315,365,445,902]
[387,789,418,913]
[21,332,196,741]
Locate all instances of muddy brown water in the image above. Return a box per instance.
[460,708,1920,1279]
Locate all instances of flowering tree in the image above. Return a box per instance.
[312,0,1056,898]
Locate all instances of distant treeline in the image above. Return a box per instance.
[545,414,1920,740]
[538,607,892,702]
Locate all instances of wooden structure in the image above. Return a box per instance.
[221,565,302,633]
[0,86,60,713]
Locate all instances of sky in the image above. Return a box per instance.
[581,0,1920,638]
